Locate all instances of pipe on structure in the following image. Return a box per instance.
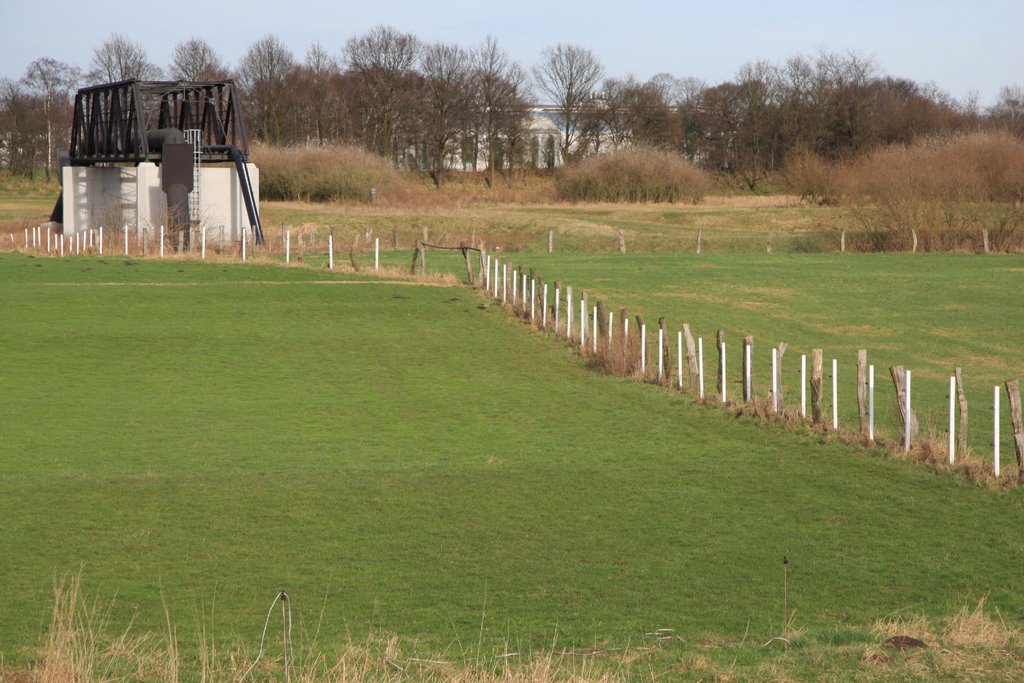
[204,144,264,244]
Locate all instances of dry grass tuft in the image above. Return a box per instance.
[943,598,1012,649]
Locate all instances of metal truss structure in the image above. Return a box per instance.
[69,80,249,165]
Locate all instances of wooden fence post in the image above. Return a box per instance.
[696,229,703,254]
[983,229,990,254]
[890,365,919,443]
[596,300,608,338]
[716,331,726,401]
[617,230,626,254]
[548,229,554,253]
[1005,379,1024,483]
[636,315,646,376]
[857,350,868,436]
[683,324,699,390]
[462,246,474,284]
[659,318,670,384]
[840,229,846,253]
[811,349,824,424]
[955,367,968,456]
[351,236,362,271]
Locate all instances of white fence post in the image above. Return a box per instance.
[159,225,165,258]
[99,226,103,255]
[677,331,684,389]
[328,234,334,269]
[832,358,838,430]
[502,264,507,303]
[201,226,207,259]
[532,280,537,323]
[512,270,518,305]
[720,342,727,402]
[771,347,778,413]
[949,376,956,464]
[608,312,614,345]
[542,283,548,328]
[868,365,875,442]
[994,385,1001,477]
[124,226,129,256]
[567,290,573,340]
[800,354,807,418]
[698,337,705,399]
[374,237,379,271]
[485,255,491,290]
[744,341,751,402]
[641,324,647,375]
[904,370,912,451]
[592,306,597,353]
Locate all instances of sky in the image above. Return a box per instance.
[1,0,1021,107]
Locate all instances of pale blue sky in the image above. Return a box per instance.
[1,0,1020,106]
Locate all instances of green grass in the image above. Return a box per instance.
[416,251,1024,459]
[2,253,1024,680]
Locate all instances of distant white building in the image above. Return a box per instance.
[438,104,617,173]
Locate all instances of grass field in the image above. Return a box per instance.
[3,253,1024,681]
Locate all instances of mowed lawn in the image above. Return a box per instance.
[1,254,1024,673]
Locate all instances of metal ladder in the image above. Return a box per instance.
[183,129,201,222]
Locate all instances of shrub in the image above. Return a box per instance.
[781,146,840,204]
[554,148,708,203]
[841,131,1024,205]
[252,143,401,203]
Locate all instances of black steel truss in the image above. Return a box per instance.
[69,80,249,164]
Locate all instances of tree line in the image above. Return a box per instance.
[2,27,1022,189]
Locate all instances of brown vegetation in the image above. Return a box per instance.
[554,148,708,203]
[253,143,402,203]
[784,132,1024,251]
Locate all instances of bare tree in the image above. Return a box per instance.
[89,33,162,82]
[598,75,676,150]
[301,43,340,146]
[472,36,530,186]
[419,42,474,187]
[237,34,296,144]
[169,38,227,81]
[733,60,780,189]
[532,43,604,164]
[22,58,79,181]
[989,84,1024,134]
[344,25,419,163]
[0,79,43,175]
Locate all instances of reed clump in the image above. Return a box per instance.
[253,142,401,203]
